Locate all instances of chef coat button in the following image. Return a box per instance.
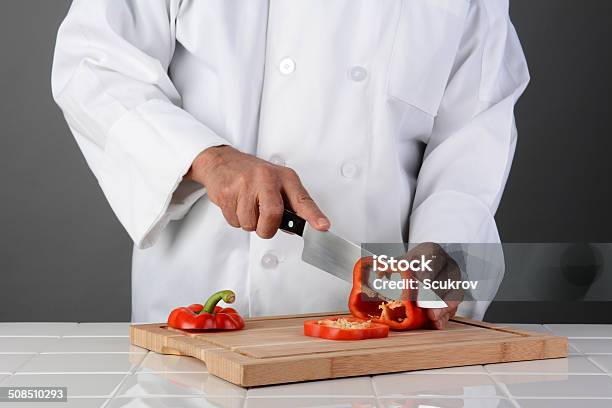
[349,66,368,82]
[341,161,360,179]
[279,57,296,75]
[269,154,285,166]
[261,252,279,269]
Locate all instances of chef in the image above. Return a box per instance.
[51,0,529,327]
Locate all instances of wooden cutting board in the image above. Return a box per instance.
[131,312,567,387]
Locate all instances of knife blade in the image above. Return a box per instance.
[279,209,447,308]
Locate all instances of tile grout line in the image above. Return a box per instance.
[103,373,131,403]
[561,337,612,340]
[543,323,612,340]
[487,371,522,408]
[40,352,148,355]
[61,337,131,339]
[13,372,137,376]
[101,351,148,405]
[369,375,381,398]
[374,396,520,400]
[0,372,13,386]
[368,367,519,401]
[585,355,612,380]
[489,373,612,401]
[568,339,612,355]
[542,324,612,340]
[0,352,41,355]
[134,371,209,374]
[516,397,612,400]
[486,372,608,376]
[60,321,131,339]
[246,394,387,399]
[112,395,245,400]
[15,371,135,376]
[9,351,39,375]
[132,350,151,373]
[0,336,60,339]
[574,352,612,355]
[10,344,148,376]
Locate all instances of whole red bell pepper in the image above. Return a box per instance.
[167,290,245,330]
[348,257,427,330]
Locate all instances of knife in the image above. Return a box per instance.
[279,209,447,308]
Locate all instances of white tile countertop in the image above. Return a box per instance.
[0,323,611,407]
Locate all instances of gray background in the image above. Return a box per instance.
[1,1,610,322]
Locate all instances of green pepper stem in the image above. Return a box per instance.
[202,290,236,314]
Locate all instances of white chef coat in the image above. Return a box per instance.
[52,0,529,323]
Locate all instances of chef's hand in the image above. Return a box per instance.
[427,300,461,330]
[188,146,330,238]
[405,242,463,330]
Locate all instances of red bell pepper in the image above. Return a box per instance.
[349,256,427,330]
[304,316,389,340]
[167,290,245,330]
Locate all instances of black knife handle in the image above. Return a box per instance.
[279,209,306,236]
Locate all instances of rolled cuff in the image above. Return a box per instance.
[101,99,227,248]
[409,190,504,319]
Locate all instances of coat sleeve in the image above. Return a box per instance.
[51,0,228,248]
[406,0,529,318]
[408,0,530,245]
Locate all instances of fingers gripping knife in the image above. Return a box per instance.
[278,209,447,308]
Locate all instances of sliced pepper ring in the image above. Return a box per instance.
[304,316,389,340]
